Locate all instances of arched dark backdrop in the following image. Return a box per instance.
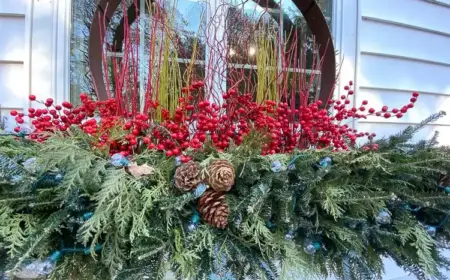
[88,0,335,103]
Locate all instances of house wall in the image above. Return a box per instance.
[340,0,450,145]
[0,0,70,129]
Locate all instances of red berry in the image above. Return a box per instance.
[28,108,35,114]
[381,106,388,112]
[80,93,88,100]
[132,129,140,136]
[14,126,21,133]
[348,90,354,95]
[148,143,156,149]
[46,98,54,105]
[410,97,417,103]
[62,101,73,109]
[166,150,173,157]
[412,92,419,97]
[344,86,349,90]
[10,110,18,116]
[396,113,403,118]
[157,144,165,150]
[349,81,353,86]
[29,95,36,101]
[359,106,366,111]
[369,108,375,114]
[384,113,391,118]
[172,148,180,155]
[362,100,368,105]
[341,95,346,100]
[392,108,398,113]
[407,103,414,108]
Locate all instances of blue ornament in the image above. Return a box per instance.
[194,183,208,198]
[319,156,332,168]
[285,230,295,240]
[304,241,321,255]
[376,209,391,225]
[54,173,64,182]
[111,153,130,167]
[10,175,23,184]
[23,158,38,173]
[188,212,201,232]
[424,225,437,237]
[188,223,199,232]
[445,187,450,194]
[175,156,182,166]
[271,160,283,173]
[14,251,62,279]
[82,212,94,221]
[191,213,201,224]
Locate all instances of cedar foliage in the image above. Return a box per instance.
[1,112,450,279]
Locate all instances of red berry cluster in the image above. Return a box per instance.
[11,81,419,156]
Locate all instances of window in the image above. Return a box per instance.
[70,0,334,104]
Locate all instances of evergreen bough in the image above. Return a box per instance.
[1,112,450,279]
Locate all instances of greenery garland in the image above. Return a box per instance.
[1,113,450,279]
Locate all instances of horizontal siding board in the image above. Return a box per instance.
[358,54,450,94]
[359,19,450,65]
[0,16,25,61]
[356,88,450,125]
[360,0,450,35]
[0,0,27,15]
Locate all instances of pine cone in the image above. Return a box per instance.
[198,189,229,229]
[174,161,202,192]
[206,159,235,192]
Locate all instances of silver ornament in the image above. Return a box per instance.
[376,210,391,225]
[23,158,38,173]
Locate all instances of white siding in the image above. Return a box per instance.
[0,0,70,130]
[352,0,450,144]
[0,0,26,117]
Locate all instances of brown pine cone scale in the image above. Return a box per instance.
[174,161,202,192]
[206,159,235,192]
[198,189,229,229]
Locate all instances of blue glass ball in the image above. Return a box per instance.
[83,212,94,221]
[111,153,130,167]
[445,187,450,194]
[425,225,437,237]
[304,240,321,255]
[285,231,295,240]
[191,213,201,224]
[175,156,182,166]
[271,161,283,173]
[319,157,332,168]
[194,183,207,198]
[376,210,391,225]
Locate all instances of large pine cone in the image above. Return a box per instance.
[198,189,229,229]
[205,159,235,192]
[174,161,202,192]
